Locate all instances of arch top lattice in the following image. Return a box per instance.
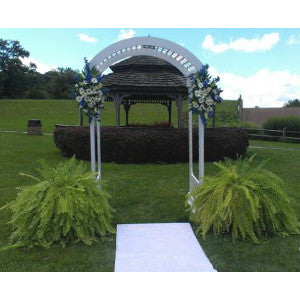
[89,36,203,77]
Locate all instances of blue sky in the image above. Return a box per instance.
[1,28,300,107]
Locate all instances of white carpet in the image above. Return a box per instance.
[114,223,216,272]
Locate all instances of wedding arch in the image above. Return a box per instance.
[88,36,205,193]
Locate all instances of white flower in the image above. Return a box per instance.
[76,96,82,103]
[91,78,98,84]
[194,90,201,97]
[79,88,84,95]
[206,99,214,105]
[197,82,203,88]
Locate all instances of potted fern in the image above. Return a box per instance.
[2,157,114,249]
[188,155,299,243]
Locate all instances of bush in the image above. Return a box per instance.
[2,157,114,249]
[263,116,300,132]
[54,126,249,164]
[128,121,173,128]
[238,121,259,129]
[188,155,299,243]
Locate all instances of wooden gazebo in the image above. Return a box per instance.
[102,55,188,128]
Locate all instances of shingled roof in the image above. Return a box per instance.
[103,56,188,100]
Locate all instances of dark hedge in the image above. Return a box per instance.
[54,126,249,163]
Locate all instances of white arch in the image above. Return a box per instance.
[89,36,203,77]
[89,36,204,194]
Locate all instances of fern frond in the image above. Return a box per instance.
[2,156,114,249]
[188,155,299,243]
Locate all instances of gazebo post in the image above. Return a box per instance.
[79,107,83,126]
[176,95,184,130]
[123,100,130,126]
[110,93,122,127]
[168,101,172,127]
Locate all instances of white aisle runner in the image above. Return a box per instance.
[114,223,216,272]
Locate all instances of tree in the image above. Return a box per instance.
[0,38,81,99]
[43,68,80,99]
[283,99,300,108]
[0,39,31,98]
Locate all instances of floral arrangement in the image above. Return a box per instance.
[188,64,223,124]
[74,58,108,122]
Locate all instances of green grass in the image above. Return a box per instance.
[0,99,298,271]
[250,139,300,149]
[0,132,299,271]
[0,99,238,133]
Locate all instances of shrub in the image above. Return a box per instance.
[128,121,173,128]
[54,126,249,163]
[263,116,300,132]
[188,155,299,243]
[2,157,114,249]
[238,121,259,129]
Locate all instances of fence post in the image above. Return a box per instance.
[282,127,286,142]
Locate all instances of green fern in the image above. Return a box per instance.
[2,156,114,249]
[188,155,299,243]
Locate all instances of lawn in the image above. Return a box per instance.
[0,132,299,271]
[0,99,238,133]
[250,139,300,149]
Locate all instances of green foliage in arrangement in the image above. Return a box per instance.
[1,157,114,249]
[188,155,299,243]
[263,116,300,132]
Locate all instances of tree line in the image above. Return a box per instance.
[0,39,80,99]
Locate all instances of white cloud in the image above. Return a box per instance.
[202,33,280,53]
[20,57,57,74]
[209,67,300,107]
[287,34,300,45]
[78,33,97,43]
[115,29,135,42]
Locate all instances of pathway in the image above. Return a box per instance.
[115,223,216,272]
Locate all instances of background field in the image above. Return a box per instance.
[0,99,238,133]
[0,99,299,272]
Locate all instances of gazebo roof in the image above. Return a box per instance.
[103,56,188,100]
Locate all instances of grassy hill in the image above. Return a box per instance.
[0,99,238,133]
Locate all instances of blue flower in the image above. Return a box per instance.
[192,107,198,114]
[84,58,92,83]
[102,87,109,94]
[208,111,214,118]
[203,79,209,88]
[97,75,104,83]
[200,114,207,125]
[216,96,223,103]
[210,93,216,101]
